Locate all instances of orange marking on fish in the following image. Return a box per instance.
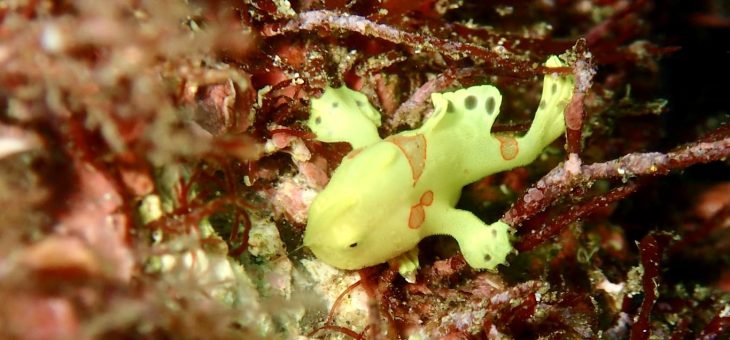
[386,134,427,186]
[495,135,519,160]
[420,190,434,206]
[408,205,425,229]
[407,191,434,229]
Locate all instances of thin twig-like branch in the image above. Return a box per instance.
[516,182,640,251]
[503,129,730,226]
[630,232,671,340]
[265,10,563,78]
[565,39,595,154]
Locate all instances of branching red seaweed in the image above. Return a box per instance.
[266,10,562,78]
[630,232,670,340]
[503,129,730,227]
[516,181,640,252]
[0,1,728,339]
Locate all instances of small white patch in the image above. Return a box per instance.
[721,304,730,317]
[41,24,65,53]
[565,153,582,175]
[525,188,544,203]
[597,279,625,294]
[0,138,31,158]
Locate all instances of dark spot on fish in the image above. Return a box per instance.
[486,97,495,115]
[465,95,477,110]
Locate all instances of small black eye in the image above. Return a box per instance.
[349,242,358,248]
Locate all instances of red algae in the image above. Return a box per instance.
[0,0,728,339]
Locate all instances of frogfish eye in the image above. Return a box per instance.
[349,242,358,248]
